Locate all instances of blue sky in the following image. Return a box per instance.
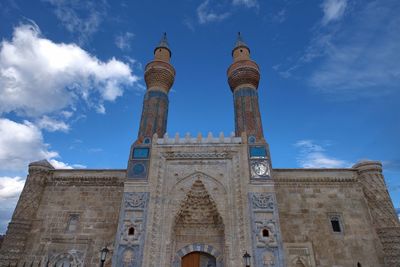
[0,0,399,233]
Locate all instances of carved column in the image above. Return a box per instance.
[354,161,400,266]
[0,160,52,266]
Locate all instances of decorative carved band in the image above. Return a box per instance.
[162,152,232,159]
[48,176,124,186]
[274,176,356,186]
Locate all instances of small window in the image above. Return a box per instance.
[330,216,342,233]
[262,229,269,237]
[357,263,362,267]
[66,214,79,232]
[240,49,243,52]
[128,227,135,236]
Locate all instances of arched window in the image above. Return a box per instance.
[262,229,269,237]
[357,263,362,267]
[66,214,79,233]
[128,227,135,236]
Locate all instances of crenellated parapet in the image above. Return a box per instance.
[156,132,242,145]
[354,160,400,266]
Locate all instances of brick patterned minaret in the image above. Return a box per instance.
[138,33,175,141]
[227,33,264,141]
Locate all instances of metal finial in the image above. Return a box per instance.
[158,32,169,48]
[235,31,247,48]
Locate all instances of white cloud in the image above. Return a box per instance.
[0,176,24,201]
[42,0,107,44]
[294,140,350,168]
[0,117,85,172]
[36,116,69,132]
[276,1,400,98]
[0,23,138,117]
[115,32,135,51]
[0,176,24,233]
[321,0,347,25]
[197,0,231,24]
[232,0,259,9]
[310,0,400,95]
[0,118,58,172]
[49,159,86,169]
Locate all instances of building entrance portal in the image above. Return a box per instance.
[182,252,216,267]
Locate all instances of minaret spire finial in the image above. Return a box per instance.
[154,32,171,56]
[234,31,248,50]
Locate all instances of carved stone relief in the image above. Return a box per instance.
[49,250,84,267]
[283,243,316,267]
[249,193,285,267]
[113,192,149,267]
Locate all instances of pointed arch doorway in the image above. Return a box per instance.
[182,252,216,267]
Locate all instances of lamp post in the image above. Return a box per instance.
[99,246,109,267]
[243,251,251,267]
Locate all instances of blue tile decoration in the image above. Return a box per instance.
[233,87,258,98]
[248,193,285,267]
[112,192,150,267]
[249,146,267,158]
[133,148,150,159]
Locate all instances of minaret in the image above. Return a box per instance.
[227,32,264,141]
[137,33,175,141]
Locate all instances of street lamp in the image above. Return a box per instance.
[243,251,251,267]
[99,246,109,267]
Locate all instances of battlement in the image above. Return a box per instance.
[156,132,242,145]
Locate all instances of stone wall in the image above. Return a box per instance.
[274,169,385,267]
[0,166,125,267]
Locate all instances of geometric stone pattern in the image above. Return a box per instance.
[232,87,264,140]
[248,193,285,267]
[112,192,150,267]
[174,180,223,227]
[137,90,169,140]
[137,141,249,267]
[172,180,224,267]
[354,161,400,267]
[377,227,400,267]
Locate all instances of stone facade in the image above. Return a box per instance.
[0,164,125,266]
[1,34,399,267]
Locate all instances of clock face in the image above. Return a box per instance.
[252,162,269,177]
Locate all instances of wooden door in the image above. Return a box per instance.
[181,252,200,267]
